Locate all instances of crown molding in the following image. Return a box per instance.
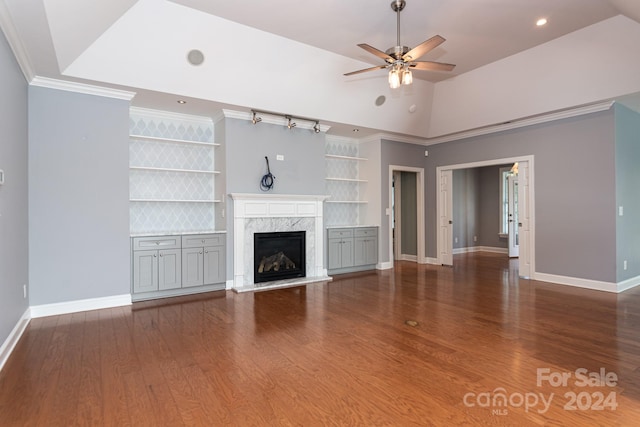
[0,1,35,81]
[31,76,136,100]
[222,109,331,133]
[424,101,616,145]
[130,106,214,125]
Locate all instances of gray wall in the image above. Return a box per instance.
[615,103,640,281]
[478,165,509,249]
[224,118,325,195]
[400,171,417,256]
[29,87,131,305]
[453,166,508,250]
[452,168,479,249]
[0,29,29,346]
[426,110,617,282]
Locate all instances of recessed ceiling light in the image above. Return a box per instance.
[177,100,186,104]
[536,18,548,27]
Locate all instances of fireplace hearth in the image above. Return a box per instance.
[254,231,306,284]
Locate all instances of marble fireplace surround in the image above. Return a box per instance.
[230,193,331,292]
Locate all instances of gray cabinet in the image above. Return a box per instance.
[182,234,226,288]
[131,233,225,301]
[327,227,378,274]
[354,228,378,266]
[328,228,354,270]
[132,236,182,293]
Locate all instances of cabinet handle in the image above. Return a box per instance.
[201,239,206,243]
[155,241,160,245]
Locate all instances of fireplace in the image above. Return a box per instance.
[254,231,306,283]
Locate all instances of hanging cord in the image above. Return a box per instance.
[260,156,275,191]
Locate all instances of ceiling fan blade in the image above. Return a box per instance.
[402,35,446,61]
[344,65,388,76]
[410,61,456,72]
[357,43,394,62]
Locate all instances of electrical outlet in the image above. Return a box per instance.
[473,236,477,242]
[23,284,27,299]
[276,154,284,161]
[454,237,458,243]
[624,260,628,270]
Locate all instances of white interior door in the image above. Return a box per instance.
[393,171,402,261]
[517,161,531,278]
[507,175,519,257]
[438,169,453,266]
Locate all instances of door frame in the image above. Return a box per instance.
[436,155,535,278]
[388,165,425,264]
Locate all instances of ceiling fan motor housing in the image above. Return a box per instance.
[386,45,410,60]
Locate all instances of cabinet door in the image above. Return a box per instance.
[203,246,225,285]
[328,239,343,269]
[133,250,158,293]
[341,238,354,268]
[158,249,182,290]
[355,237,377,266]
[182,247,204,287]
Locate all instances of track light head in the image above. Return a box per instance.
[313,122,321,133]
[251,110,262,124]
[286,116,296,129]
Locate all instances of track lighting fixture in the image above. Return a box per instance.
[251,110,262,124]
[286,116,296,129]
[249,109,324,133]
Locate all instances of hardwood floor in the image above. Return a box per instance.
[2,252,640,426]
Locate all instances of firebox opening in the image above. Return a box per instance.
[254,231,306,283]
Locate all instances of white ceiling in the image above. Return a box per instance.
[2,0,640,138]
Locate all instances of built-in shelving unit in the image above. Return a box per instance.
[129,108,219,234]
[324,137,368,226]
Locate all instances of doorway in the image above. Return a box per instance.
[388,165,425,264]
[436,156,535,278]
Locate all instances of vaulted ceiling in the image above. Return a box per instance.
[2,0,640,139]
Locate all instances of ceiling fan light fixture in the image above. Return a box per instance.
[389,68,401,89]
[401,68,413,85]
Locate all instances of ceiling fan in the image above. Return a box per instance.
[344,0,455,88]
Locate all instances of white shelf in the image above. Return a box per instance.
[325,200,368,204]
[325,177,368,183]
[325,154,367,161]
[130,134,220,147]
[130,199,221,203]
[130,166,221,174]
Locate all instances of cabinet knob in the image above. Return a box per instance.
[153,254,157,257]
[159,253,163,257]
[205,250,208,253]
[199,251,203,254]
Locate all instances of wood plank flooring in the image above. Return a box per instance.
[2,252,640,426]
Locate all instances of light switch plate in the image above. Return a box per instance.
[0,169,4,185]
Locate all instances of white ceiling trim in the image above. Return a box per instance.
[424,100,615,145]
[130,106,213,126]
[30,76,135,100]
[0,1,34,81]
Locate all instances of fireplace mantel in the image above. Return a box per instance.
[230,193,331,292]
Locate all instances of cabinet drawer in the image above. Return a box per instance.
[182,233,225,248]
[355,227,377,238]
[328,229,354,239]
[132,235,181,251]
